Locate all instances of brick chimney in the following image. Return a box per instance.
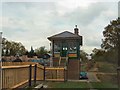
[74,25,79,35]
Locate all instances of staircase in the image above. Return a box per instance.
[53,57,59,67]
[53,57,68,67]
[59,57,68,67]
[67,59,80,80]
[52,57,80,80]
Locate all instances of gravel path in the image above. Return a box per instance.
[87,72,100,82]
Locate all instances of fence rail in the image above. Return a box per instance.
[1,62,44,89]
[2,62,38,66]
[1,62,67,89]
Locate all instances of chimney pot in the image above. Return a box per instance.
[74,25,79,35]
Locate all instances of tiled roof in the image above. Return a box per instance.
[48,31,82,41]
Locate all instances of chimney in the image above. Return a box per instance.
[74,25,79,35]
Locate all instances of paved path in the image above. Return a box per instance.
[87,72,100,82]
[87,72,100,90]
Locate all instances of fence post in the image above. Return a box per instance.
[44,66,45,81]
[34,64,37,86]
[29,64,32,87]
[64,67,67,82]
[66,69,68,81]
[117,67,120,89]
[64,68,66,82]
[0,32,2,90]
[56,69,57,80]
[0,67,2,90]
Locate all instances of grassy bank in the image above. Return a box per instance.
[97,62,117,73]
[91,82,118,88]
[45,82,89,88]
[44,81,118,88]
[96,74,118,85]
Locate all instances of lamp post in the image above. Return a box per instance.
[116,23,120,88]
[116,24,120,66]
[0,32,2,90]
[0,32,2,62]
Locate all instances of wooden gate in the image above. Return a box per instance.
[45,67,67,81]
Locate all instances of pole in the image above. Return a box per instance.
[117,33,120,89]
[116,23,120,88]
[117,67,120,89]
[63,68,65,81]
[34,64,37,86]
[0,32,2,61]
[44,66,45,81]
[50,41,53,67]
[118,38,120,89]
[0,32,2,90]
[29,64,32,87]
[118,28,120,66]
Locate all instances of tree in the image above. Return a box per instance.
[27,46,36,58]
[91,48,106,61]
[101,18,120,50]
[35,46,47,57]
[80,50,88,62]
[100,18,120,64]
[2,38,26,56]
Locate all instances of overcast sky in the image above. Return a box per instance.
[0,0,119,54]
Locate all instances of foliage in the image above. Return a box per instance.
[91,48,117,64]
[2,38,26,56]
[35,46,48,56]
[92,18,120,64]
[80,50,88,62]
[27,46,36,58]
[91,48,105,61]
[101,18,120,50]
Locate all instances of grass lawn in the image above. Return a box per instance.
[45,82,90,88]
[44,81,118,89]
[91,82,118,89]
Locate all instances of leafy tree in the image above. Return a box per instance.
[91,48,106,61]
[100,18,120,64]
[27,46,36,58]
[2,38,26,56]
[35,46,48,56]
[101,18,120,50]
[80,50,88,62]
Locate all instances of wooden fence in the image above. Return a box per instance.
[1,62,67,89]
[45,67,67,81]
[1,62,44,89]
